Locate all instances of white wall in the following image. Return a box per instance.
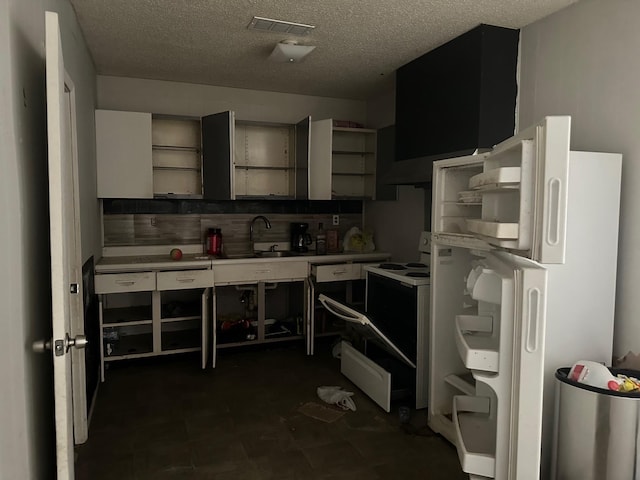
[97,75,367,124]
[519,0,640,358]
[0,0,96,478]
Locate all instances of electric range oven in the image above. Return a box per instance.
[318,233,431,412]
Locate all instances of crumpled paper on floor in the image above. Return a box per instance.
[317,386,357,411]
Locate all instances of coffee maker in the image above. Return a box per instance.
[290,222,312,253]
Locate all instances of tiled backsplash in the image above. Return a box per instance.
[103,213,363,255]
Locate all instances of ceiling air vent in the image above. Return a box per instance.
[247,16,315,36]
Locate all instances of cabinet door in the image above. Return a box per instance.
[201,288,211,369]
[211,286,218,368]
[309,119,333,200]
[295,116,311,199]
[202,110,234,200]
[310,119,377,200]
[96,110,153,198]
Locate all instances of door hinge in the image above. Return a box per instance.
[70,283,79,294]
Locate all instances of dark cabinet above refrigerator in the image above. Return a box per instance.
[388,24,519,185]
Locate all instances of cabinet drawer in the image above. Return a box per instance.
[214,261,308,284]
[341,341,392,413]
[95,272,156,294]
[156,269,214,290]
[312,263,361,282]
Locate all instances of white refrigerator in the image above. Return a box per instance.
[428,116,622,479]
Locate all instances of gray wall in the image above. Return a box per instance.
[0,1,53,477]
[519,0,639,358]
[365,186,427,262]
[365,84,428,260]
[97,75,367,124]
[0,0,97,478]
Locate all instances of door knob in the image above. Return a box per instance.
[32,339,52,353]
[66,334,88,352]
[32,334,88,356]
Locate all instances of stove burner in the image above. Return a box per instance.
[405,262,427,268]
[406,272,430,278]
[378,263,407,270]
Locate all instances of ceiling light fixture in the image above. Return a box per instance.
[269,40,316,63]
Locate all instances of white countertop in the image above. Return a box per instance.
[95,254,213,273]
[95,251,391,273]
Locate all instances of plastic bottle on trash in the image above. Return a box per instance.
[568,360,623,391]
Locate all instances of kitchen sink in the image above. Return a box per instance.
[220,251,294,259]
[253,250,293,258]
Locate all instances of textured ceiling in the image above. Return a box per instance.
[68,0,578,100]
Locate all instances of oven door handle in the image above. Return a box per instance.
[318,294,365,325]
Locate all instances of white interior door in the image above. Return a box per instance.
[64,70,88,447]
[46,10,84,479]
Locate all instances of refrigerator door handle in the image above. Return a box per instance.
[525,287,542,353]
[546,178,562,246]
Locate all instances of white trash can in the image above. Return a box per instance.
[552,367,640,480]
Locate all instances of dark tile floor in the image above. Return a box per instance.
[76,341,466,479]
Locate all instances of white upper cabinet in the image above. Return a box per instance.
[309,119,377,200]
[202,111,311,200]
[151,117,202,198]
[96,109,312,200]
[96,110,203,199]
[96,110,153,198]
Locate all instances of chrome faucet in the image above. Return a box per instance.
[249,215,271,242]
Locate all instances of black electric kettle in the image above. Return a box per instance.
[290,222,312,253]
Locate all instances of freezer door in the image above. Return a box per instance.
[318,294,416,368]
[432,116,571,264]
